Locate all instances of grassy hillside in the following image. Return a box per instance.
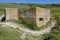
[0,4,60,40]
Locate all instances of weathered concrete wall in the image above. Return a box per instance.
[36,7,50,27]
[5,7,50,27]
[18,8,36,22]
[5,8,18,20]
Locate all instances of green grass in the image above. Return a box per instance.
[0,4,30,9]
[9,19,37,30]
[0,24,44,40]
[0,9,4,16]
[10,19,52,31]
[25,34,44,40]
[0,26,22,40]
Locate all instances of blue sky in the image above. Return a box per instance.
[0,0,60,4]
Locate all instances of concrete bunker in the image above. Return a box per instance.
[4,7,50,27]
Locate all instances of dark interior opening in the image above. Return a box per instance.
[1,16,6,22]
[39,18,43,21]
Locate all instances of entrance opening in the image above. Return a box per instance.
[39,18,43,21]
[1,16,6,22]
